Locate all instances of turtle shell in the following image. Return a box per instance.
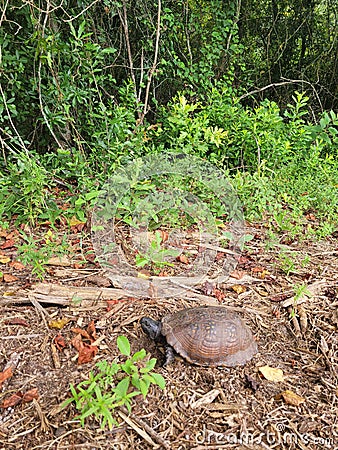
[161,306,257,367]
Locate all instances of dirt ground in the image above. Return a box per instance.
[0,225,337,450]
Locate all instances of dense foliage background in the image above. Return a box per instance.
[1,0,337,236]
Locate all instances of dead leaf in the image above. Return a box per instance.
[229,269,245,280]
[78,342,98,365]
[9,260,25,270]
[213,288,225,301]
[158,271,169,277]
[137,271,151,279]
[259,365,285,382]
[231,284,246,294]
[22,388,39,403]
[3,274,18,283]
[48,318,71,330]
[177,254,189,264]
[70,333,83,351]
[305,213,316,221]
[258,269,270,279]
[0,393,23,408]
[106,299,119,311]
[69,216,86,227]
[3,291,17,296]
[71,333,98,364]
[1,239,16,250]
[4,318,29,327]
[0,367,13,388]
[237,256,251,266]
[0,388,39,408]
[87,320,97,341]
[159,230,169,243]
[4,230,20,240]
[71,327,91,341]
[54,333,67,351]
[0,255,11,264]
[277,390,305,406]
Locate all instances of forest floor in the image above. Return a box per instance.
[0,222,337,450]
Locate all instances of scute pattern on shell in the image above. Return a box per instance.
[161,306,257,367]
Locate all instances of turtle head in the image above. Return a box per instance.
[140,317,162,341]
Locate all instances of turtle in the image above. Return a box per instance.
[140,305,258,367]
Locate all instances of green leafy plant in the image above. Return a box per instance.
[277,250,297,276]
[135,230,180,270]
[17,231,69,279]
[62,336,165,429]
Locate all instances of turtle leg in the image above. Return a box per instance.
[163,345,175,367]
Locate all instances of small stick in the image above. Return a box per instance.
[119,406,171,449]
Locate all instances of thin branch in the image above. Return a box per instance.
[0,84,29,157]
[36,0,64,149]
[0,0,10,28]
[138,48,144,103]
[238,81,296,100]
[63,0,100,22]
[184,1,192,65]
[118,1,138,106]
[280,77,323,112]
[139,0,162,124]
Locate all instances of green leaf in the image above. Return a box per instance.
[150,373,166,389]
[139,378,150,397]
[114,377,130,398]
[61,396,75,409]
[135,254,149,268]
[121,359,135,375]
[131,349,147,362]
[140,357,157,373]
[117,335,130,356]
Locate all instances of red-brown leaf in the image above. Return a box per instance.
[3,273,19,283]
[1,239,16,250]
[77,343,98,365]
[22,388,39,403]
[71,327,91,341]
[9,261,26,271]
[214,288,225,301]
[4,318,29,327]
[0,393,22,408]
[229,269,245,280]
[0,367,13,388]
[54,333,67,351]
[87,320,97,341]
[177,254,189,264]
[71,333,83,351]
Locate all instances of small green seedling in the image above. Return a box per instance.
[62,335,165,429]
[135,230,180,270]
